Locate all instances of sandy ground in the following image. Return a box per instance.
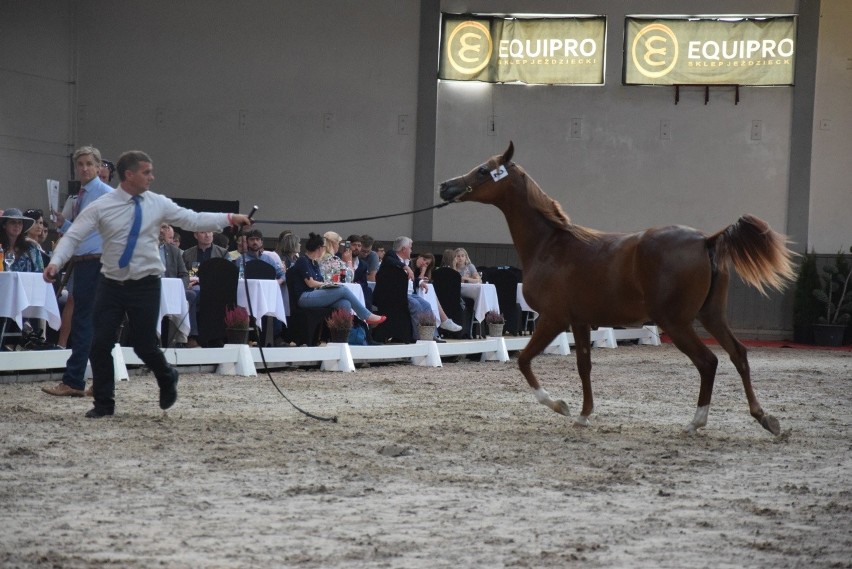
[1,343,850,568]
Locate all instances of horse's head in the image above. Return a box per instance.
[439,142,516,205]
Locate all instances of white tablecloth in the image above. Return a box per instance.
[159,277,190,336]
[516,283,537,314]
[0,272,61,330]
[340,282,365,309]
[417,283,441,323]
[460,283,500,322]
[237,278,287,330]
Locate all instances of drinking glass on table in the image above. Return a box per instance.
[4,251,14,271]
[190,261,200,277]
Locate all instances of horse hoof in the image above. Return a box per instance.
[682,423,698,436]
[554,400,570,416]
[760,414,781,436]
[573,416,590,428]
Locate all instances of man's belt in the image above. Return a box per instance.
[70,254,102,262]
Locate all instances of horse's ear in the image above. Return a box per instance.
[502,141,514,164]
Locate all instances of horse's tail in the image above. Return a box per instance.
[709,214,797,296]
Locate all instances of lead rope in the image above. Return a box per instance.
[241,255,338,423]
[253,202,451,226]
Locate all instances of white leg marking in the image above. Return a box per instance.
[574,415,590,427]
[534,387,552,406]
[683,405,710,435]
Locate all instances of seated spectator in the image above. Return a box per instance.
[23,208,50,267]
[234,229,285,283]
[358,234,381,285]
[276,231,300,270]
[414,252,462,333]
[375,243,386,262]
[1,208,44,272]
[291,232,386,326]
[171,230,182,250]
[159,225,196,347]
[441,248,455,267]
[380,236,442,340]
[227,234,247,261]
[453,247,481,283]
[319,231,349,282]
[183,230,227,272]
[347,234,370,305]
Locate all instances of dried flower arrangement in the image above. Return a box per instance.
[224,305,250,329]
[484,311,505,324]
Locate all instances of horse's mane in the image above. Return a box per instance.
[519,166,600,242]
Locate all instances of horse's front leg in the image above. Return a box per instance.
[517,318,569,417]
[571,324,594,427]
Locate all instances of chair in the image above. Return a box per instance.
[242,260,277,346]
[488,267,523,335]
[371,264,414,343]
[430,267,473,339]
[283,265,332,346]
[197,257,239,347]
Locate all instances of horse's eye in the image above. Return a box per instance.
[477,167,489,177]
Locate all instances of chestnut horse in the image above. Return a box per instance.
[439,142,795,435]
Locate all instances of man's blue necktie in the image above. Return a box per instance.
[118,196,142,269]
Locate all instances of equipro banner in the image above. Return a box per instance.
[624,17,796,85]
[439,15,606,85]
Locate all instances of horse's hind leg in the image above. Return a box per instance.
[661,322,719,435]
[698,310,780,436]
[517,317,571,418]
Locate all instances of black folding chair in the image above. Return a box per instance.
[488,267,523,335]
[371,264,414,343]
[197,257,239,347]
[430,267,473,339]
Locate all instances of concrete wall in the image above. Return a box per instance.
[809,0,852,253]
[434,0,800,245]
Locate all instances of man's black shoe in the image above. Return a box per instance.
[85,407,114,418]
[159,367,179,410]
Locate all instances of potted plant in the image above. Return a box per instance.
[484,310,505,337]
[812,247,852,346]
[224,305,250,344]
[326,308,353,343]
[416,310,437,341]
[792,249,821,344]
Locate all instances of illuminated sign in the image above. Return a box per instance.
[439,15,606,85]
[624,17,796,85]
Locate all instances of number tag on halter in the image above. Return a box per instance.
[490,165,508,181]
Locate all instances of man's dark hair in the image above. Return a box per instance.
[116,150,153,181]
[347,234,362,244]
[360,234,374,248]
[244,228,263,239]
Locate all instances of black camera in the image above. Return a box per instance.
[342,240,351,249]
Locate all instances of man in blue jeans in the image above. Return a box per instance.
[44,150,253,417]
[42,146,113,398]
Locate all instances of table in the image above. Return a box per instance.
[237,278,288,330]
[416,283,441,324]
[159,278,190,336]
[460,282,500,322]
[517,283,536,314]
[0,272,62,338]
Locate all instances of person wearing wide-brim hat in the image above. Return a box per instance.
[1,208,43,272]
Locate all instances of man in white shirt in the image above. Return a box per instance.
[44,150,253,418]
